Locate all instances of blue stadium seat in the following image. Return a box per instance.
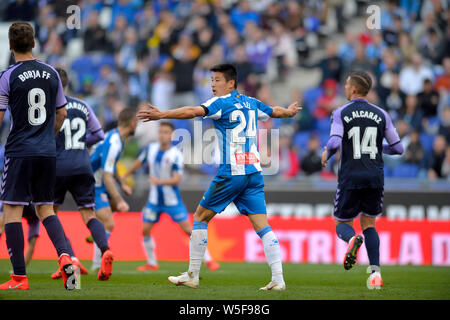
[384,165,391,177]
[293,131,311,150]
[391,163,419,178]
[316,118,331,133]
[319,132,330,147]
[420,133,435,152]
[303,86,322,111]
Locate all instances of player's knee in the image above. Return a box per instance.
[80,208,95,224]
[193,206,215,223]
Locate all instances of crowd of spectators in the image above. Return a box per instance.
[0,0,449,181]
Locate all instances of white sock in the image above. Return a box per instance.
[260,228,284,283]
[143,236,158,266]
[188,225,208,279]
[93,231,110,268]
[92,243,102,267]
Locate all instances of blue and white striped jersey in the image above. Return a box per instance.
[90,128,123,189]
[138,142,184,207]
[201,90,273,176]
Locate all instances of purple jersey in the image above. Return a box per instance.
[0,60,66,157]
[56,95,103,176]
[329,98,401,188]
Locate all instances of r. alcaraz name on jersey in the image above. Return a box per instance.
[56,96,103,176]
[138,142,184,207]
[0,59,66,157]
[90,128,123,189]
[201,90,273,176]
[329,98,401,189]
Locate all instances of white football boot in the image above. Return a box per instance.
[259,280,286,291]
[168,271,199,289]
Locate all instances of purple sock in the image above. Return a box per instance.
[5,222,26,276]
[363,227,380,267]
[42,215,69,258]
[87,218,109,254]
[336,223,355,243]
[65,235,75,257]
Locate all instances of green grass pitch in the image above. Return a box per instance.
[0,259,449,300]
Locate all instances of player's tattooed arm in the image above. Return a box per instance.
[137,103,205,121]
[271,101,301,118]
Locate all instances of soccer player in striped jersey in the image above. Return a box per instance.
[138,63,300,290]
[122,121,220,271]
[321,71,404,289]
[89,108,137,273]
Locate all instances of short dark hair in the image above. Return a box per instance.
[210,63,238,89]
[348,71,372,96]
[9,22,35,53]
[159,121,174,131]
[55,67,68,88]
[118,107,137,127]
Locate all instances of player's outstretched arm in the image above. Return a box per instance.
[137,103,205,122]
[271,101,301,118]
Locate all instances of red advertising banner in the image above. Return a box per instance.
[0,212,449,266]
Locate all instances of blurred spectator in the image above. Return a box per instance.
[4,0,37,21]
[170,33,201,107]
[109,0,140,29]
[434,57,450,92]
[108,15,129,53]
[382,14,405,47]
[397,31,417,63]
[427,135,447,180]
[151,70,175,110]
[116,27,139,73]
[382,73,405,119]
[221,26,242,62]
[404,129,425,165]
[399,53,434,95]
[244,22,272,75]
[365,31,386,64]
[301,134,322,176]
[230,0,260,35]
[412,11,443,46]
[293,25,310,62]
[278,134,299,179]
[338,31,356,67]
[318,41,343,85]
[343,42,375,78]
[83,10,111,53]
[269,21,297,82]
[194,55,214,104]
[232,45,254,84]
[401,94,423,130]
[135,3,158,40]
[438,107,450,143]
[419,27,446,65]
[441,146,450,180]
[314,79,343,119]
[417,79,440,118]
